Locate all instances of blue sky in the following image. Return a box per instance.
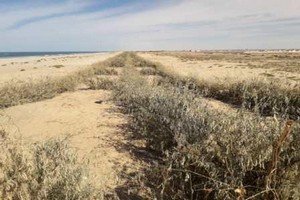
[0,0,299,51]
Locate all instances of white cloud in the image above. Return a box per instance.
[0,0,299,50]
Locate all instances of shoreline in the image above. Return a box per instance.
[0,52,113,60]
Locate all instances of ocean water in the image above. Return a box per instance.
[0,51,100,59]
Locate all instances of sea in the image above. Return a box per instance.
[0,51,102,59]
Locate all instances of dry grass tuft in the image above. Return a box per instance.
[0,131,100,199]
[0,76,78,108]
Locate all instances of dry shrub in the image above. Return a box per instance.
[139,67,164,76]
[0,76,78,108]
[107,55,127,68]
[86,77,116,90]
[0,131,99,199]
[114,57,300,199]
[93,68,118,76]
[159,75,300,120]
[132,56,158,68]
[50,65,65,68]
[133,54,300,120]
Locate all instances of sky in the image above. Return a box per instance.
[0,0,299,51]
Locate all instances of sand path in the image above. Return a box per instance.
[0,88,139,193]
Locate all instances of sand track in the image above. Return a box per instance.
[0,88,138,193]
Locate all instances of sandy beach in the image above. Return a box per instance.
[0,52,119,84]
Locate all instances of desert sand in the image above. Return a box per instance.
[138,52,300,84]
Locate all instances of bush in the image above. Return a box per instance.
[160,75,300,120]
[86,77,116,90]
[114,60,300,199]
[0,131,98,199]
[108,56,126,68]
[0,76,77,108]
[139,67,164,76]
[93,68,118,76]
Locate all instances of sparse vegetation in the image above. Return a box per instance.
[86,77,116,90]
[0,76,78,108]
[107,55,126,68]
[50,65,65,68]
[139,67,163,76]
[1,52,299,199]
[133,54,300,120]
[0,131,99,199]
[0,53,125,108]
[163,74,300,120]
[92,67,118,76]
[158,52,300,73]
[113,53,300,199]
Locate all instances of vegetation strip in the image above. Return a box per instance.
[113,53,300,199]
[136,54,300,120]
[0,54,123,108]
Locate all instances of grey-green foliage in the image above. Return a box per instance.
[156,67,300,120]
[0,132,98,200]
[114,55,300,199]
